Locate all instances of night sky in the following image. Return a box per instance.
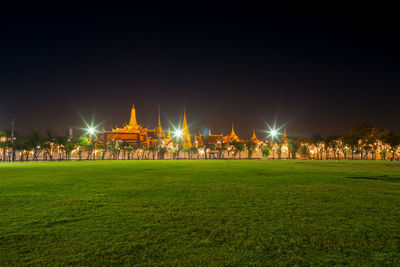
[1,4,399,138]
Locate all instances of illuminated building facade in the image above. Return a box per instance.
[96,104,289,159]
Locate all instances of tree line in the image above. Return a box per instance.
[1,122,400,161]
[266,122,400,160]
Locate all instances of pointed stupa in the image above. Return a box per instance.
[230,122,239,139]
[155,105,165,138]
[282,128,288,143]
[227,122,239,142]
[167,122,171,139]
[129,104,138,127]
[181,107,192,147]
[250,129,260,143]
[252,129,257,139]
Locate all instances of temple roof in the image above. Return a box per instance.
[249,129,260,143]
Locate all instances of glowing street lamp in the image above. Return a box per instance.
[85,126,98,160]
[87,127,95,135]
[173,129,184,160]
[174,129,183,138]
[270,129,278,139]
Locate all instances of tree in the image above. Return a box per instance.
[14,135,30,161]
[41,130,56,161]
[300,144,310,159]
[232,142,245,159]
[375,128,390,160]
[310,134,324,159]
[125,144,133,160]
[342,134,359,160]
[74,136,91,160]
[383,131,400,160]
[55,137,76,160]
[148,143,157,160]
[287,134,301,159]
[215,141,226,159]
[25,130,42,161]
[190,146,199,159]
[181,147,190,159]
[0,131,8,161]
[246,140,257,159]
[261,146,270,158]
[200,134,212,160]
[107,139,121,160]
[119,141,128,160]
[276,143,282,159]
[350,122,375,159]
[324,135,340,160]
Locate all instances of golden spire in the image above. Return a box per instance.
[182,107,188,130]
[208,128,212,135]
[282,128,288,143]
[156,105,165,138]
[158,105,161,128]
[182,107,191,147]
[231,122,236,136]
[167,123,171,139]
[129,104,138,126]
[252,129,257,139]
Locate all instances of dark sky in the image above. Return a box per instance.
[1,4,399,138]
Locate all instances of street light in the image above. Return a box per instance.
[88,127,95,135]
[174,129,183,138]
[86,126,98,160]
[173,129,183,160]
[270,129,277,139]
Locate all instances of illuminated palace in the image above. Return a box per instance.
[98,104,289,158]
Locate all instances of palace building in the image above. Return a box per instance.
[98,104,286,158]
[99,104,158,146]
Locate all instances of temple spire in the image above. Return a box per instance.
[252,129,257,139]
[181,107,191,147]
[158,104,161,128]
[156,104,165,138]
[231,122,236,136]
[129,104,138,126]
[182,107,188,130]
[282,128,288,143]
[167,123,171,139]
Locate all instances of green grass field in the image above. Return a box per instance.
[0,160,399,265]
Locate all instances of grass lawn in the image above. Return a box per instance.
[0,160,399,265]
